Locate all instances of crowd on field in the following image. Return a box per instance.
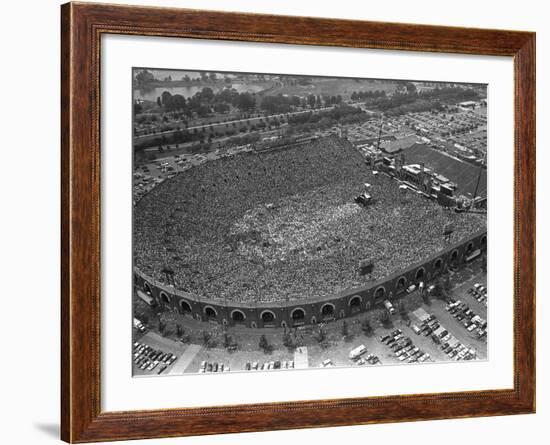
[134,136,485,303]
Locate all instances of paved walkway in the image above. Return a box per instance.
[167,344,202,375]
[294,346,309,369]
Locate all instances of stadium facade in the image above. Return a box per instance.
[134,229,486,328]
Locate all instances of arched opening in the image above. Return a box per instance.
[415,267,425,282]
[433,258,443,277]
[261,311,275,324]
[481,235,487,250]
[179,300,192,315]
[349,296,361,314]
[231,310,246,323]
[291,308,305,323]
[144,283,152,295]
[396,276,407,293]
[204,306,217,320]
[450,249,459,268]
[160,292,170,306]
[321,303,335,319]
[466,242,474,255]
[374,286,385,304]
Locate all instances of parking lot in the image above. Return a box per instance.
[133,267,488,376]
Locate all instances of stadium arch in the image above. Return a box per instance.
[231,309,246,323]
[321,303,335,319]
[143,282,152,295]
[415,267,426,282]
[396,276,407,293]
[159,291,170,306]
[374,286,386,304]
[179,299,192,315]
[449,249,459,268]
[349,295,362,314]
[290,307,306,323]
[432,258,443,277]
[204,305,218,321]
[481,235,487,249]
[260,310,276,324]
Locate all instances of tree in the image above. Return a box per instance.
[361,317,372,335]
[235,92,255,111]
[135,69,155,86]
[341,320,349,339]
[201,330,213,348]
[443,274,452,293]
[158,319,166,335]
[161,91,173,106]
[223,332,231,349]
[398,299,409,321]
[200,87,215,103]
[176,324,183,338]
[380,309,391,327]
[259,334,269,352]
[316,326,326,343]
[282,331,294,349]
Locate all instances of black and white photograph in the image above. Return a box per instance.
[132,68,488,377]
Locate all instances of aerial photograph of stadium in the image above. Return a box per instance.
[132,68,488,376]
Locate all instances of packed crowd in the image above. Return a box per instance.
[134,136,486,304]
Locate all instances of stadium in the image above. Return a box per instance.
[133,136,486,328]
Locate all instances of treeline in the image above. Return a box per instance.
[260,93,343,114]
[373,86,481,116]
[350,90,387,101]
[153,87,257,117]
[286,104,367,134]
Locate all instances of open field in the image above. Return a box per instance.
[267,78,398,99]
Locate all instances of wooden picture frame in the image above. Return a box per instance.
[61,2,535,442]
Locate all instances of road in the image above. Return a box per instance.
[135,106,334,141]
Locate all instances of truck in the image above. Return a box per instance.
[349,345,367,360]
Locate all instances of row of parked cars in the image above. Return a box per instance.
[244,360,295,371]
[199,361,231,373]
[446,300,487,341]
[419,314,477,361]
[133,342,177,374]
[378,330,431,364]
[468,283,488,307]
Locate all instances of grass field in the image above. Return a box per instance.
[268,78,398,99]
[404,144,487,197]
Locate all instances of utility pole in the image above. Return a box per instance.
[471,151,487,211]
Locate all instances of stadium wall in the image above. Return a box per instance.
[134,230,486,328]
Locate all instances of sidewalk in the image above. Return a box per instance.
[168,344,202,375]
